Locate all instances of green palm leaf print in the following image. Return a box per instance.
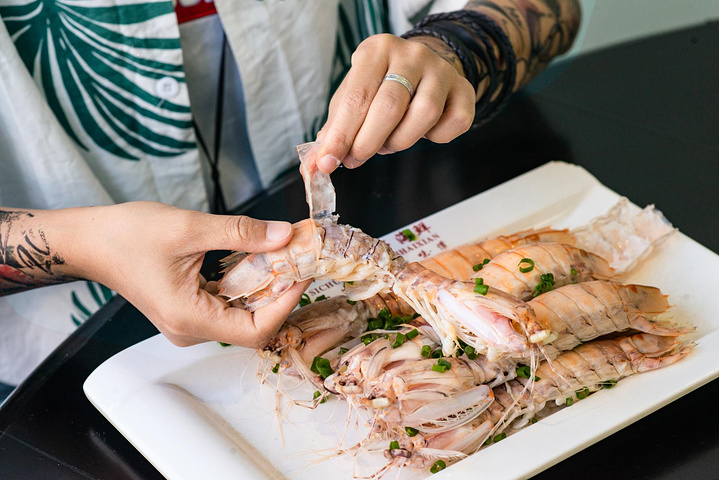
[0,0,195,159]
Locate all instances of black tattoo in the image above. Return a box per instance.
[0,210,68,294]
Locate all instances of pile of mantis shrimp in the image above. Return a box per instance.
[217,143,693,477]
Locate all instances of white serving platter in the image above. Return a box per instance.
[84,161,719,480]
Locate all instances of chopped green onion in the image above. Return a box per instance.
[600,379,618,389]
[391,333,406,349]
[406,329,419,340]
[532,273,556,297]
[405,427,419,437]
[493,432,507,442]
[518,258,535,273]
[464,345,478,360]
[565,397,574,407]
[474,278,489,295]
[402,229,417,241]
[313,391,327,404]
[345,281,354,285]
[361,334,376,345]
[346,299,357,306]
[473,259,490,271]
[430,460,446,474]
[570,268,578,276]
[516,365,531,378]
[299,293,312,307]
[271,364,279,374]
[310,357,334,379]
[367,318,383,331]
[437,358,452,370]
[534,376,541,381]
[484,437,492,446]
[338,347,348,355]
[576,387,590,399]
[530,417,538,424]
[432,364,448,373]
[315,294,327,302]
[378,308,391,321]
[218,342,231,347]
[421,345,432,357]
[389,440,400,451]
[430,349,442,359]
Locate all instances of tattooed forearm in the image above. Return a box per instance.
[0,210,74,295]
[465,0,581,89]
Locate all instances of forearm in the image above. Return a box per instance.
[0,206,98,295]
[465,0,581,89]
[405,0,581,102]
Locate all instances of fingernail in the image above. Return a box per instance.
[343,154,362,169]
[266,221,292,242]
[318,154,340,173]
[377,147,393,155]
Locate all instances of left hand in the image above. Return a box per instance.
[315,34,475,173]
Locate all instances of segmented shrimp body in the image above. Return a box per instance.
[219,142,407,310]
[422,227,575,280]
[383,333,692,471]
[471,243,614,301]
[531,280,689,355]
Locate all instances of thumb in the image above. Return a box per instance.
[192,213,293,253]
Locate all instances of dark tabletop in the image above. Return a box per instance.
[1,22,718,480]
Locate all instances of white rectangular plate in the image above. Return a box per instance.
[85,162,719,480]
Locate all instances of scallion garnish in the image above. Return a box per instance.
[218,342,231,347]
[271,364,279,374]
[532,272,556,297]
[367,318,383,331]
[516,365,531,378]
[421,345,432,357]
[565,397,574,407]
[576,387,590,399]
[299,293,312,307]
[405,426,419,437]
[430,349,442,359]
[406,329,419,340]
[432,364,448,373]
[313,391,327,404]
[346,299,357,306]
[518,257,535,273]
[402,229,417,241]
[493,432,507,442]
[389,440,400,451]
[310,357,334,379]
[570,268,578,276]
[437,358,452,369]
[391,333,406,349]
[600,379,618,389]
[530,417,538,424]
[315,295,327,302]
[464,345,478,360]
[338,347,348,355]
[474,277,489,295]
[430,460,446,474]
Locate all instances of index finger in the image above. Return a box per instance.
[316,58,387,173]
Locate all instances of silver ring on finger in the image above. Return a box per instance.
[383,73,415,99]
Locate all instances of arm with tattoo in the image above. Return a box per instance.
[405,0,581,102]
[0,209,77,295]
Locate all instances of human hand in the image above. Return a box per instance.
[315,34,476,173]
[71,202,309,348]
